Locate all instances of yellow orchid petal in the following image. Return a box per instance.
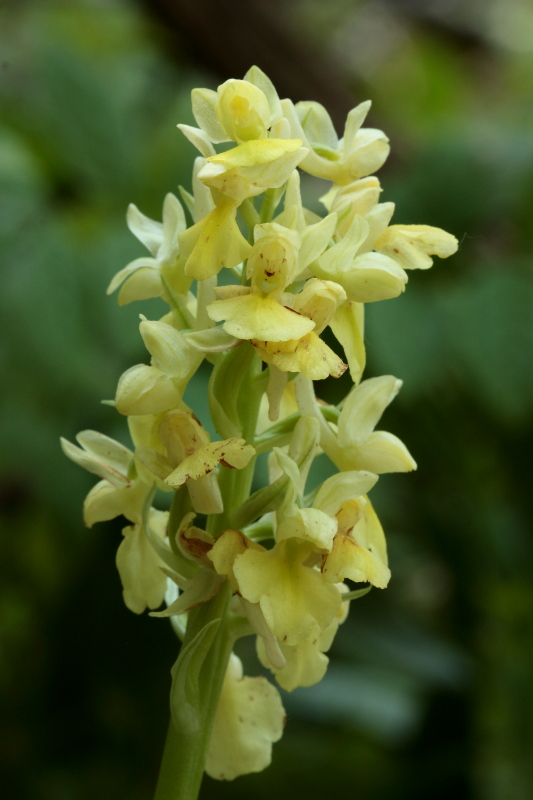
[254,332,347,380]
[207,529,265,592]
[179,197,251,280]
[322,532,391,589]
[344,252,408,303]
[208,293,315,341]
[374,224,459,270]
[330,301,366,385]
[205,654,285,781]
[207,138,302,168]
[200,140,307,203]
[233,539,342,645]
[165,438,255,487]
[118,267,162,305]
[342,431,417,473]
[276,507,337,552]
[257,626,329,692]
[83,478,148,527]
[292,279,346,334]
[116,511,168,614]
[352,499,389,566]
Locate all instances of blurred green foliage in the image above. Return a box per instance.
[1,1,532,799]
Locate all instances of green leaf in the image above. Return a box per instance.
[208,343,256,439]
[169,618,221,734]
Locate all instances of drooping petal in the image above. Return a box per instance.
[257,625,328,692]
[205,654,285,781]
[322,532,390,588]
[254,332,347,380]
[179,197,251,280]
[374,224,459,270]
[116,514,168,614]
[208,293,315,342]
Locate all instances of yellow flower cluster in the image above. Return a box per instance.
[62,66,458,783]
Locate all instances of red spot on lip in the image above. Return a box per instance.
[220,459,235,469]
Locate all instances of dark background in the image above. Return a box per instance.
[1,1,532,798]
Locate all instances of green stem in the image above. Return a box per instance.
[154,583,234,800]
[155,351,266,799]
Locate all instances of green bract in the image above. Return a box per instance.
[61,65,458,797]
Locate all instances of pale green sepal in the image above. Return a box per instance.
[126,203,163,256]
[83,479,148,526]
[338,375,402,447]
[243,65,283,123]
[184,327,239,353]
[60,435,130,488]
[346,430,417,473]
[342,586,372,602]
[266,365,288,422]
[287,415,320,495]
[343,100,372,152]
[139,318,201,381]
[118,268,162,305]
[177,124,216,158]
[191,88,229,143]
[170,618,222,735]
[106,257,156,296]
[298,212,338,273]
[346,252,408,303]
[330,301,365,384]
[205,653,285,781]
[134,447,174,492]
[75,429,132,475]
[361,202,395,250]
[240,598,286,670]
[115,364,182,416]
[313,470,378,516]
[315,215,369,276]
[296,100,338,149]
[151,570,223,617]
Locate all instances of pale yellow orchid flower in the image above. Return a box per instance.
[282,97,390,185]
[107,193,190,305]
